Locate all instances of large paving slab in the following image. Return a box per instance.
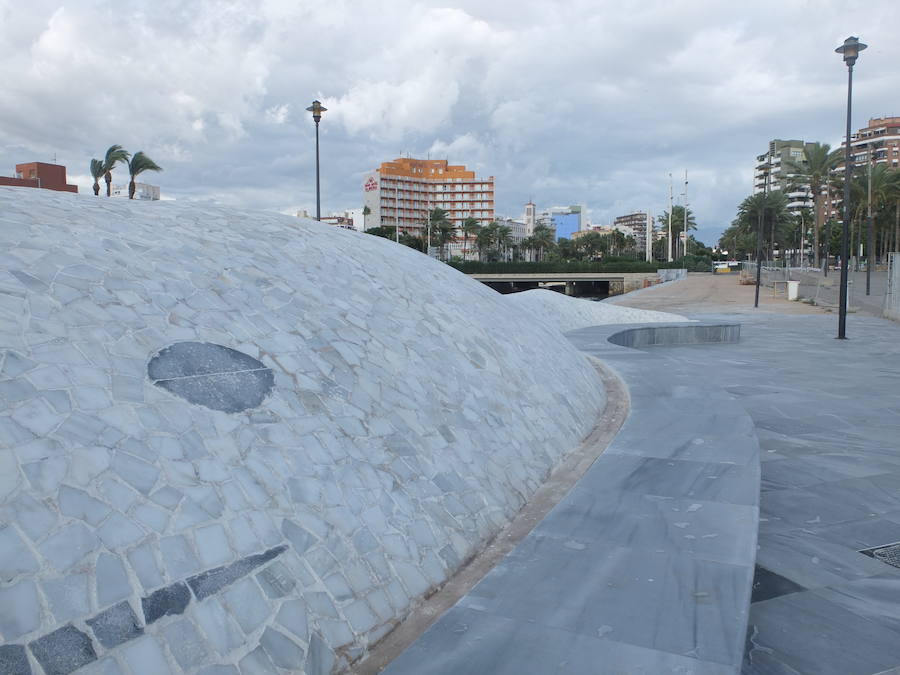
[383,322,759,674]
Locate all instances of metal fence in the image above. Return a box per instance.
[886,253,900,321]
[739,257,900,318]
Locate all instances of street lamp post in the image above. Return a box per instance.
[306,100,327,220]
[835,36,866,339]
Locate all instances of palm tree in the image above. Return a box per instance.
[656,206,696,260]
[477,226,495,262]
[496,224,513,261]
[887,169,900,256]
[518,236,534,262]
[578,231,605,260]
[102,145,130,197]
[784,142,842,267]
[127,152,162,199]
[89,159,104,196]
[362,205,371,230]
[734,191,793,261]
[427,208,452,259]
[531,224,555,262]
[461,217,481,261]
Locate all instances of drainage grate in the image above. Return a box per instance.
[860,543,900,568]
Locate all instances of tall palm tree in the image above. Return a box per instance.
[127,152,162,199]
[783,142,842,267]
[531,224,555,262]
[461,217,481,261]
[476,226,495,262]
[89,159,104,196]
[887,169,900,256]
[496,224,513,261]
[102,145,130,197]
[735,191,793,260]
[362,205,371,230]
[427,208,451,258]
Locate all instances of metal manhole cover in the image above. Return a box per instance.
[148,342,274,413]
[860,543,900,568]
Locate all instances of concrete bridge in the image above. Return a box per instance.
[468,272,663,297]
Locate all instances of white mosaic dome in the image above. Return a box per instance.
[0,187,605,675]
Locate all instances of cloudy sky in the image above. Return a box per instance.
[1,0,897,245]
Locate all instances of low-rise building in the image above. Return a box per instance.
[321,209,365,231]
[0,162,78,193]
[111,183,160,200]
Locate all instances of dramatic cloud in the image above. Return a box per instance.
[1,0,897,245]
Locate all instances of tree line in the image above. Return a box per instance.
[365,206,712,266]
[719,142,900,266]
[89,145,162,199]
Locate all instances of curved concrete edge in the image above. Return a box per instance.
[382,324,760,675]
[607,322,741,348]
[356,358,629,674]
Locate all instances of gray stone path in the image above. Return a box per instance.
[384,310,900,675]
[383,324,760,674]
[667,313,900,675]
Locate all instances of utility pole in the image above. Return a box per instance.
[645,211,653,262]
[667,174,674,262]
[427,204,432,257]
[683,170,689,258]
[866,153,873,295]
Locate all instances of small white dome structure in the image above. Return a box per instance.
[0,187,604,674]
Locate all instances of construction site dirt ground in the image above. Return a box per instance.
[607,272,827,316]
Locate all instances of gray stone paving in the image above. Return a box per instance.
[384,322,759,674]
[385,310,900,674]
[668,313,900,675]
[0,187,606,673]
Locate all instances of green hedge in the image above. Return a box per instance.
[448,260,663,274]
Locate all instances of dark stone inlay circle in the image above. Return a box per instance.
[148,342,274,413]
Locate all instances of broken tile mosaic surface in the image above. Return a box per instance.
[0,188,606,673]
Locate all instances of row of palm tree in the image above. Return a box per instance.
[720,160,900,265]
[781,142,900,267]
[89,145,162,199]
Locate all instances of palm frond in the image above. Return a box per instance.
[90,159,105,179]
[128,151,163,178]
[103,145,131,172]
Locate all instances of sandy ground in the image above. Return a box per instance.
[607,272,826,315]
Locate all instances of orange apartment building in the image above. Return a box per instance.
[362,157,494,255]
[0,162,78,193]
